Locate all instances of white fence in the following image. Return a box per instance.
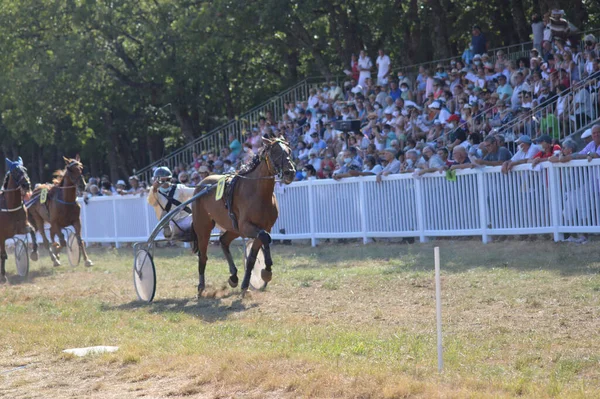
[73,160,600,246]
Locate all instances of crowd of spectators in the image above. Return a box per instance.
[84,11,600,196]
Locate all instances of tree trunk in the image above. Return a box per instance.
[104,112,120,182]
[174,106,197,142]
[428,0,452,59]
[509,0,531,42]
[221,72,235,120]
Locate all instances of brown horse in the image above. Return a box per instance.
[1,158,38,283]
[27,155,93,267]
[192,137,296,294]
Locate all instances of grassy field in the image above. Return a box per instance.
[1,238,599,398]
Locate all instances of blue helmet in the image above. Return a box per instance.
[153,166,172,181]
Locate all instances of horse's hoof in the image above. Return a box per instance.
[85,260,94,267]
[53,260,61,267]
[261,269,272,283]
[240,289,248,298]
[30,252,39,262]
[228,275,238,288]
[197,287,205,298]
[0,275,7,284]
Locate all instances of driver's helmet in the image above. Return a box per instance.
[153,166,172,182]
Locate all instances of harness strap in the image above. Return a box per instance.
[159,186,192,214]
[0,204,23,212]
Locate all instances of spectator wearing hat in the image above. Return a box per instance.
[580,128,593,145]
[558,124,600,162]
[114,180,127,195]
[501,135,541,173]
[530,135,562,167]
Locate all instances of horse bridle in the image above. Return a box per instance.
[0,166,30,212]
[55,161,85,204]
[263,140,293,180]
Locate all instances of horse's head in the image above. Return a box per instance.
[4,157,31,192]
[262,137,296,184]
[63,155,86,188]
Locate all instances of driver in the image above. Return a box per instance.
[147,166,196,239]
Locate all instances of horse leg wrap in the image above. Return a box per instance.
[258,230,272,245]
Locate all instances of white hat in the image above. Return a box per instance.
[351,85,363,94]
[429,101,441,109]
[116,180,126,186]
[581,128,592,139]
[384,109,393,115]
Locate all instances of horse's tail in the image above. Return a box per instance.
[190,222,198,254]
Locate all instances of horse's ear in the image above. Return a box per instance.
[17,157,23,165]
[63,156,70,164]
[5,158,12,170]
[75,154,81,162]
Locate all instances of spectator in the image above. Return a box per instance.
[302,164,318,181]
[190,172,201,186]
[310,131,327,151]
[376,148,401,182]
[416,145,445,175]
[308,149,322,171]
[580,128,593,145]
[530,134,562,166]
[474,135,512,166]
[376,49,391,86]
[100,180,114,196]
[229,134,242,158]
[178,171,190,185]
[501,135,541,173]
[471,25,488,56]
[115,180,127,195]
[88,184,102,197]
[555,124,600,162]
[449,146,473,170]
[127,175,145,195]
[357,50,373,88]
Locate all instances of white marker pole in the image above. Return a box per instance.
[434,246,443,373]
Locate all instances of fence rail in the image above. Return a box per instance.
[50,160,600,247]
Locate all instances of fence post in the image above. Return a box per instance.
[112,197,120,249]
[547,163,564,242]
[359,180,367,244]
[308,181,316,247]
[81,198,88,245]
[414,178,428,243]
[476,170,490,243]
[143,195,151,237]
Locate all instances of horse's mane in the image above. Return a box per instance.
[2,173,8,190]
[237,147,266,176]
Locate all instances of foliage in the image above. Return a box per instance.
[0,0,596,181]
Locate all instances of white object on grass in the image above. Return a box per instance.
[63,346,119,357]
[435,246,443,373]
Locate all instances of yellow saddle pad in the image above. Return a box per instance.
[40,188,48,204]
[215,177,227,201]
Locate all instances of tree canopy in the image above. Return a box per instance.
[0,0,596,182]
